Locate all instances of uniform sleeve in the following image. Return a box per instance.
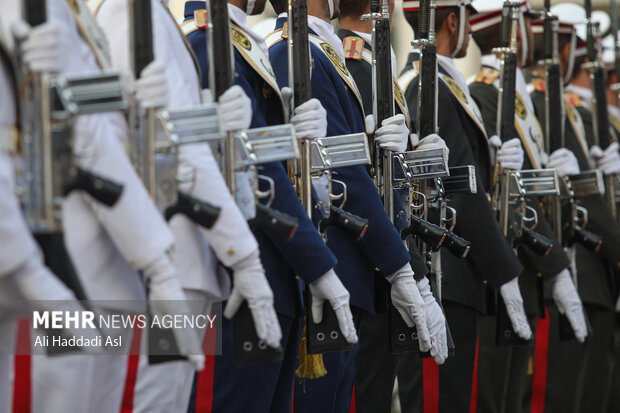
[409,83,523,288]
[270,43,411,276]
[470,83,569,280]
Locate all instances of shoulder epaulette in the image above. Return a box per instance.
[179,10,207,36]
[342,36,364,60]
[532,77,545,93]
[565,92,581,107]
[281,22,288,39]
[474,67,500,85]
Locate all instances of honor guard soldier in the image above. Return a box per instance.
[5,0,204,411]
[336,0,451,411]
[527,4,620,412]
[183,0,359,411]
[90,0,284,411]
[467,2,587,412]
[267,0,447,410]
[399,0,534,411]
[0,18,99,412]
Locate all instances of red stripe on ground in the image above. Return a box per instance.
[423,357,440,413]
[530,307,550,413]
[120,325,143,413]
[470,336,480,413]
[195,326,217,413]
[348,384,356,413]
[13,318,31,413]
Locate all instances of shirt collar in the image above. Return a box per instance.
[565,83,593,105]
[352,30,397,77]
[437,55,469,93]
[480,54,533,112]
[229,4,270,56]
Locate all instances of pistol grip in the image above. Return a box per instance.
[319,206,368,241]
[65,168,124,207]
[249,204,299,241]
[164,192,221,229]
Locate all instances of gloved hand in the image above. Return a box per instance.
[590,142,620,175]
[280,86,293,120]
[488,135,502,166]
[219,85,253,132]
[11,20,62,73]
[290,98,327,139]
[388,264,431,351]
[417,277,448,364]
[414,133,450,156]
[223,250,282,348]
[145,254,205,371]
[13,253,101,347]
[308,269,358,344]
[546,148,580,177]
[234,170,256,220]
[136,60,168,109]
[552,268,588,343]
[365,114,409,152]
[497,138,524,170]
[499,277,532,340]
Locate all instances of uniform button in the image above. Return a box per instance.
[227,248,235,255]
[537,272,543,278]
[483,280,488,284]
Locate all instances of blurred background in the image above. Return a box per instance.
[169,0,614,81]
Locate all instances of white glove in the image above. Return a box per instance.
[135,60,168,109]
[552,268,588,343]
[417,277,448,364]
[290,98,327,139]
[219,85,253,132]
[497,138,524,170]
[234,170,256,220]
[11,20,62,73]
[590,142,620,175]
[388,264,431,351]
[145,254,205,371]
[414,133,449,156]
[223,250,282,348]
[308,269,358,344]
[499,277,532,340]
[280,86,293,120]
[488,135,502,166]
[546,148,580,177]
[365,114,409,152]
[12,255,101,347]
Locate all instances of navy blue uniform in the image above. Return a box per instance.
[184,3,338,411]
[268,18,412,413]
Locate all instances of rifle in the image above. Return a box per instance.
[129,0,222,229]
[17,0,128,300]
[584,0,618,219]
[390,0,463,356]
[539,1,604,251]
[288,0,371,355]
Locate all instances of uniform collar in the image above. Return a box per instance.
[480,54,533,112]
[565,83,592,106]
[228,3,248,26]
[352,30,397,77]
[278,13,345,63]
[609,104,620,121]
[437,54,469,93]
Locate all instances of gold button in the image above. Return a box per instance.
[227,248,235,256]
[537,272,543,278]
[483,280,488,284]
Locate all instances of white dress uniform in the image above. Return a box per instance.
[3,0,183,411]
[93,1,262,411]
